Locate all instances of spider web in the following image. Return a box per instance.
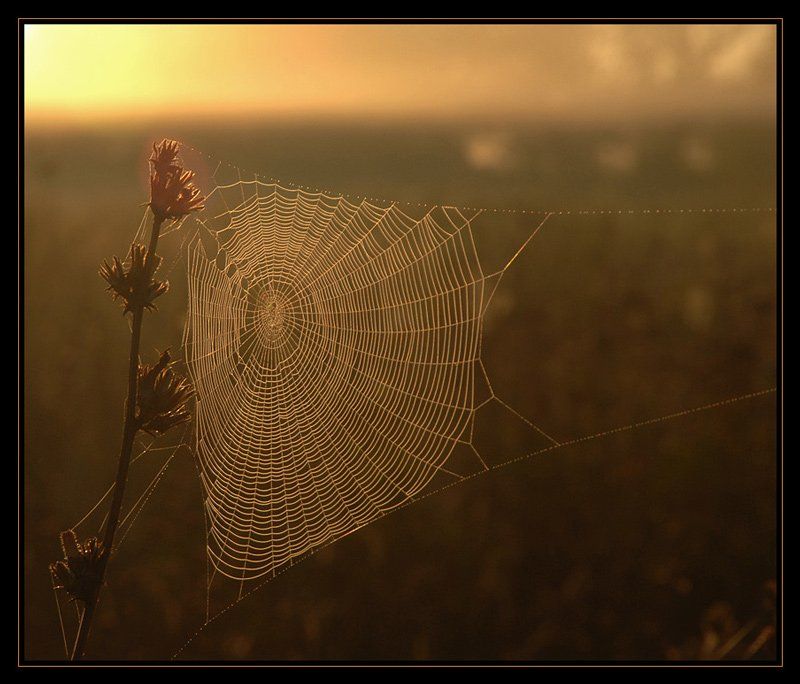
[54,147,776,659]
[184,174,560,588]
[180,163,776,607]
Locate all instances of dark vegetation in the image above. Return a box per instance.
[24,119,776,660]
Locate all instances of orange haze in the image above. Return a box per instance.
[24,24,776,127]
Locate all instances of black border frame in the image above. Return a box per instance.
[17,17,784,669]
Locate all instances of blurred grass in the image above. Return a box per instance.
[24,118,776,661]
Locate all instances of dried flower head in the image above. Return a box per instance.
[149,140,205,221]
[50,530,106,604]
[136,349,194,435]
[149,139,181,176]
[99,243,169,314]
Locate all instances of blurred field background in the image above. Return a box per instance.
[23,24,777,661]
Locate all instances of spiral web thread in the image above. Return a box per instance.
[183,174,560,589]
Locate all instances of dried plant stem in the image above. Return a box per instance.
[71,216,164,660]
[62,139,202,660]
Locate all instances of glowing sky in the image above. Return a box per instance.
[24,24,776,125]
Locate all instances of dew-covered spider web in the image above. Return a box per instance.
[184,178,544,585]
[55,145,776,660]
[181,162,776,597]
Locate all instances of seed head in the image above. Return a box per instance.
[50,530,106,604]
[149,139,181,176]
[149,139,205,221]
[136,350,194,435]
[99,244,169,314]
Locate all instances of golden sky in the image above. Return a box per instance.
[24,24,776,126]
